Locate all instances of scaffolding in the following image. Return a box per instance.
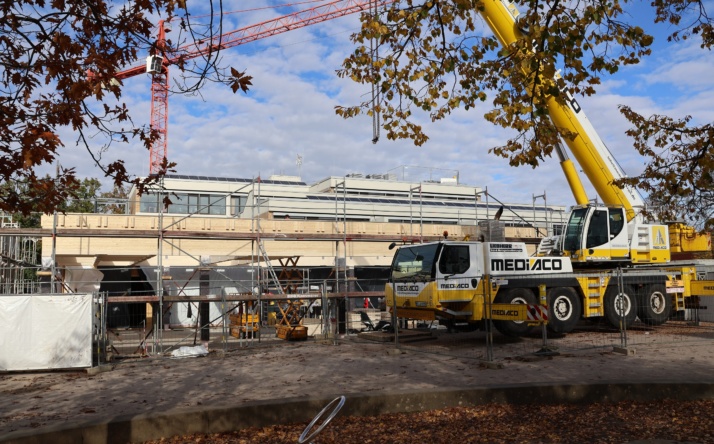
[0,212,41,294]
[0,179,567,362]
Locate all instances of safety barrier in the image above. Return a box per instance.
[3,268,713,370]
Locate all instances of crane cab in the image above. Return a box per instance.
[146,55,164,74]
[561,205,671,265]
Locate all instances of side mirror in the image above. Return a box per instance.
[388,242,397,250]
[471,279,479,288]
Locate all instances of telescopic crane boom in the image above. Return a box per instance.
[479,0,644,218]
[478,0,673,265]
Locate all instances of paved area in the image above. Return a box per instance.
[1,336,714,443]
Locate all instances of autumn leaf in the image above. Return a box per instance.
[229,68,253,94]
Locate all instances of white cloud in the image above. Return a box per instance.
[47,1,712,212]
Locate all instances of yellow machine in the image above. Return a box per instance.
[480,0,711,265]
[383,0,714,337]
[385,240,714,336]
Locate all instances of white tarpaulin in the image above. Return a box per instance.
[170,344,209,359]
[0,293,93,371]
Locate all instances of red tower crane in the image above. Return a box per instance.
[115,0,395,175]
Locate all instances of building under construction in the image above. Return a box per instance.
[0,172,564,364]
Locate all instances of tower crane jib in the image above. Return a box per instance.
[115,0,397,175]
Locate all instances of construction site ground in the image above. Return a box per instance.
[2,325,714,444]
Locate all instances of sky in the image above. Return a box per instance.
[54,0,714,208]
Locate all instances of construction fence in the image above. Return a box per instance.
[99,271,389,360]
[2,269,714,370]
[390,269,714,362]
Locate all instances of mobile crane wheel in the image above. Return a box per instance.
[638,284,672,326]
[604,285,637,330]
[546,287,582,334]
[493,288,537,337]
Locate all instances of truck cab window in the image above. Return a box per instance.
[391,243,439,280]
[586,209,609,248]
[438,245,470,275]
[563,207,588,251]
[609,209,625,239]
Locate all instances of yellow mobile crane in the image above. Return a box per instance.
[480,0,711,266]
[384,0,714,336]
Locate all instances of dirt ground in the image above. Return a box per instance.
[2,329,714,442]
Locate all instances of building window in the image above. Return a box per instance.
[188,194,199,214]
[208,195,221,215]
[140,192,227,215]
[230,195,247,216]
[140,193,159,213]
[167,194,187,214]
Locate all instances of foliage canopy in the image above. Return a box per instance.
[337,0,714,229]
[0,0,248,216]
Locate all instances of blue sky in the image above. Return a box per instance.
[56,0,714,208]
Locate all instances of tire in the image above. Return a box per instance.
[604,285,637,330]
[492,288,536,337]
[638,284,671,326]
[547,287,582,334]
